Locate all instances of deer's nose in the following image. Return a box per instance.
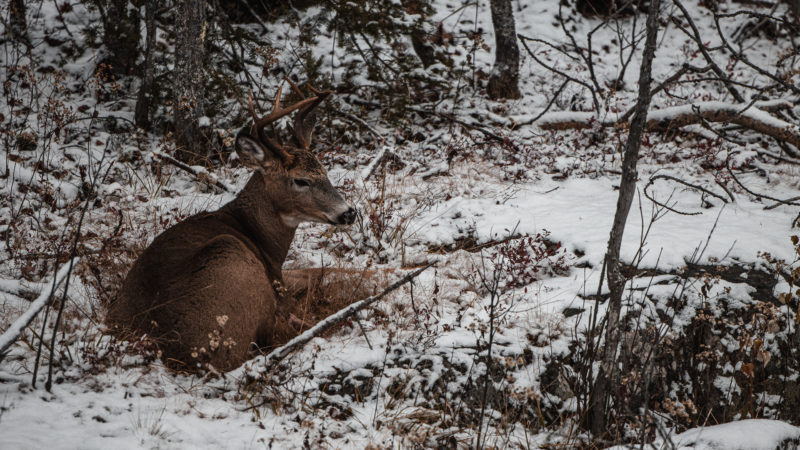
[338,207,357,225]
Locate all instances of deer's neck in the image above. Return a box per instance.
[222,172,295,281]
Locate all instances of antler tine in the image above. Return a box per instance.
[247,89,261,135]
[284,76,305,99]
[250,83,319,136]
[292,84,332,150]
[306,83,326,96]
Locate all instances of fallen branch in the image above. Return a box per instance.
[645,102,800,148]
[361,146,405,180]
[152,150,233,193]
[0,278,47,300]
[244,262,434,376]
[536,101,800,148]
[0,259,78,362]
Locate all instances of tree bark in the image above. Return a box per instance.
[589,0,661,437]
[487,0,520,100]
[96,0,141,76]
[134,0,157,130]
[173,0,209,164]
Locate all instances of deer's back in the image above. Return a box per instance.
[108,211,276,371]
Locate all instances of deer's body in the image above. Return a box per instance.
[107,82,358,372]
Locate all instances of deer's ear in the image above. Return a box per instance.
[235,129,282,169]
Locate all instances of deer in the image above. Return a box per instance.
[107,80,375,372]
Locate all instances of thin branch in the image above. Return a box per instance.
[517,34,580,61]
[248,263,434,374]
[617,64,711,123]
[712,12,800,97]
[671,0,746,102]
[152,150,233,192]
[519,37,597,99]
[513,79,570,127]
[644,174,728,216]
[726,151,800,209]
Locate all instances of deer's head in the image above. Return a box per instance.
[236,80,356,228]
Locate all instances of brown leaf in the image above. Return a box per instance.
[741,363,755,377]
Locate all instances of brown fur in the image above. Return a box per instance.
[107,128,361,373]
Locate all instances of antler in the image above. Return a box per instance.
[247,81,322,163]
[284,78,332,150]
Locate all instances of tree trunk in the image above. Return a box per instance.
[10,0,27,39]
[97,0,141,76]
[588,0,660,437]
[173,0,209,164]
[402,0,436,68]
[486,0,520,100]
[134,0,157,130]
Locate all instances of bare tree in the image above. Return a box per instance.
[487,0,520,100]
[134,0,157,130]
[173,0,209,164]
[589,0,661,436]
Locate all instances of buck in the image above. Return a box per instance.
[107,81,361,372]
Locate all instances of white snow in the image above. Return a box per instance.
[610,419,800,450]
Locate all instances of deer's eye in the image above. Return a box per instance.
[293,178,311,188]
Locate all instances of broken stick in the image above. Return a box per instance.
[246,262,434,375]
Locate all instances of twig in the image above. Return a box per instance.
[341,112,385,142]
[672,0,746,102]
[617,64,711,123]
[715,179,736,202]
[765,196,800,210]
[346,96,518,150]
[152,150,233,192]
[518,37,597,99]
[517,34,580,62]
[644,174,729,216]
[712,12,800,97]
[726,151,800,209]
[408,105,521,151]
[249,263,434,374]
[512,78,570,127]
[753,148,800,165]
[649,174,729,203]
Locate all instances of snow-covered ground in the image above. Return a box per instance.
[2,0,800,447]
